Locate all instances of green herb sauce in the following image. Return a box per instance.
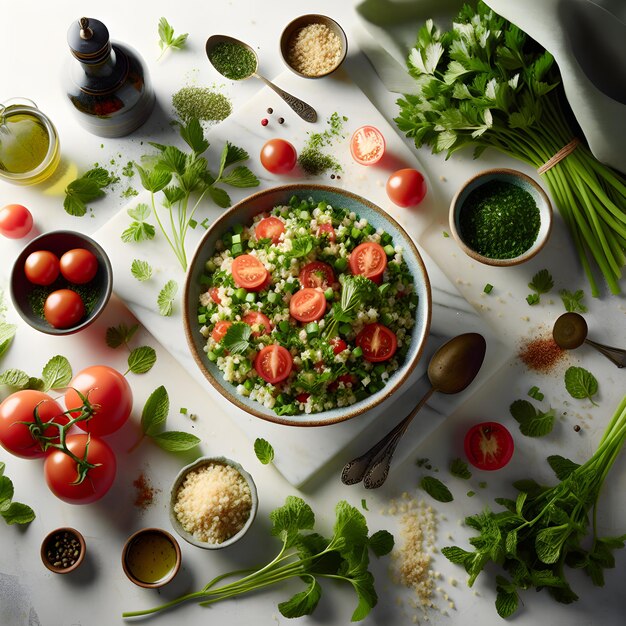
[459,180,540,259]
[208,42,256,80]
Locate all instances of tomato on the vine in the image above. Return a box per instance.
[44,434,116,504]
[64,366,132,437]
[0,390,67,459]
[260,139,297,174]
[0,204,33,239]
[59,248,98,284]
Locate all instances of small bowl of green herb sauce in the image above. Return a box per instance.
[449,168,552,266]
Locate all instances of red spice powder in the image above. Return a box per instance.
[133,472,157,510]
[519,336,565,372]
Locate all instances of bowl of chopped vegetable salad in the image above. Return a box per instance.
[183,185,431,426]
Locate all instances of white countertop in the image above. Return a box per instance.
[1,2,625,626]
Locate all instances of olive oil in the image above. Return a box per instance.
[125,530,178,584]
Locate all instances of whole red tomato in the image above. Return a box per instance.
[260,139,297,174]
[386,168,427,207]
[0,204,33,239]
[0,390,67,459]
[64,366,133,436]
[44,434,116,504]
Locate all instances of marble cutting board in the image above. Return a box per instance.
[93,69,513,486]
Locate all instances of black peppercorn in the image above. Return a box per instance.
[278,117,284,124]
[574,424,581,432]
[267,107,273,114]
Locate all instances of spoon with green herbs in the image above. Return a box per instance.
[205,35,317,123]
[553,312,626,368]
[342,333,487,489]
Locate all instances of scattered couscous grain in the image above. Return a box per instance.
[286,23,343,76]
[174,462,252,544]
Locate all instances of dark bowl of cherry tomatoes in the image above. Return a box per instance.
[10,230,112,335]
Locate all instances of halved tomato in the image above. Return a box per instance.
[232,254,269,291]
[349,242,387,283]
[317,223,336,243]
[464,422,514,471]
[350,125,386,165]
[356,323,397,362]
[243,311,272,337]
[255,345,293,384]
[211,321,232,342]
[289,288,326,322]
[299,261,335,290]
[209,287,221,304]
[255,216,285,244]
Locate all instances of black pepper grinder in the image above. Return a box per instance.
[65,17,155,137]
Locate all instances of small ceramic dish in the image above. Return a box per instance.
[41,527,86,574]
[122,528,181,588]
[169,456,258,550]
[10,230,112,335]
[280,14,347,78]
[449,168,552,266]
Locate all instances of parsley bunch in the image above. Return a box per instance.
[443,394,626,618]
[324,275,380,338]
[123,496,393,621]
[396,2,626,296]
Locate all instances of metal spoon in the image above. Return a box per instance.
[552,312,626,368]
[205,35,317,123]
[342,333,487,489]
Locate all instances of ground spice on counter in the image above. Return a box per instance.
[519,336,565,372]
[459,180,540,259]
[133,472,157,510]
[208,42,257,80]
[298,112,346,176]
[172,86,232,122]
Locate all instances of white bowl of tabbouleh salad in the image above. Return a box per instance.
[183,185,431,426]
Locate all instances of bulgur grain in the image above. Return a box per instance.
[286,24,342,76]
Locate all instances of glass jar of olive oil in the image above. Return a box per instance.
[0,99,60,185]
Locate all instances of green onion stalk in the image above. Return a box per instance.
[395,1,626,295]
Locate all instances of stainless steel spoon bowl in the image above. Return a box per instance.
[205,35,317,123]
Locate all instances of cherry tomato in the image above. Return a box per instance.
[329,373,357,392]
[24,250,60,286]
[64,366,133,437]
[254,345,293,384]
[296,393,310,403]
[256,216,285,244]
[243,311,272,337]
[59,248,98,284]
[349,242,387,282]
[232,254,269,291]
[317,223,336,242]
[289,288,326,323]
[0,204,33,239]
[0,390,68,459]
[299,261,335,290]
[386,168,427,207]
[44,434,116,504]
[209,287,221,304]
[356,323,397,362]
[330,337,348,355]
[260,139,297,174]
[211,321,232,342]
[44,289,85,329]
[464,422,514,471]
[350,125,386,165]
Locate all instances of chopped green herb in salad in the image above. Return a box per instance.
[197,195,419,416]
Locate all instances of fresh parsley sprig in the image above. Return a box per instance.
[157,17,188,60]
[121,204,156,243]
[526,269,553,306]
[221,322,252,355]
[560,289,587,313]
[64,167,115,217]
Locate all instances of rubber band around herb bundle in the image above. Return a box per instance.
[537,138,581,175]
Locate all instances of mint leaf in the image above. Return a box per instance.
[420,476,453,502]
[151,430,200,452]
[442,545,473,566]
[270,496,315,548]
[136,163,172,193]
[105,323,139,348]
[547,455,580,481]
[278,578,322,618]
[560,289,587,313]
[157,280,178,316]
[41,355,72,391]
[128,346,157,374]
[369,530,394,557]
[450,457,472,479]
[223,143,249,169]
[564,366,598,405]
[0,368,30,389]
[510,399,555,437]
[254,437,275,464]
[141,385,169,436]
[495,585,519,618]
[0,475,14,505]
[131,259,153,281]
[221,322,252,355]
[121,221,156,243]
[1,501,35,525]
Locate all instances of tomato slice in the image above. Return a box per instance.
[256,216,285,244]
[255,345,293,384]
[464,422,514,471]
[299,261,335,290]
[209,286,221,304]
[232,254,269,291]
[289,288,326,322]
[317,223,336,242]
[356,323,397,362]
[243,311,272,337]
[329,373,357,392]
[211,321,232,342]
[349,242,387,282]
[350,125,386,165]
[330,336,347,355]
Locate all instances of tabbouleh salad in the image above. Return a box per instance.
[197,195,418,416]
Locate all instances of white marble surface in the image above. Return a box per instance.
[1,2,625,626]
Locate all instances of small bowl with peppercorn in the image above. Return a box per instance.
[10,230,112,335]
[449,168,552,266]
[41,527,86,574]
[280,14,347,78]
[169,456,258,550]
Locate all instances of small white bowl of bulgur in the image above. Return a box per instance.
[280,14,347,78]
[169,456,258,549]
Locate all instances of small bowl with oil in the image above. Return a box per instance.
[122,528,181,588]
